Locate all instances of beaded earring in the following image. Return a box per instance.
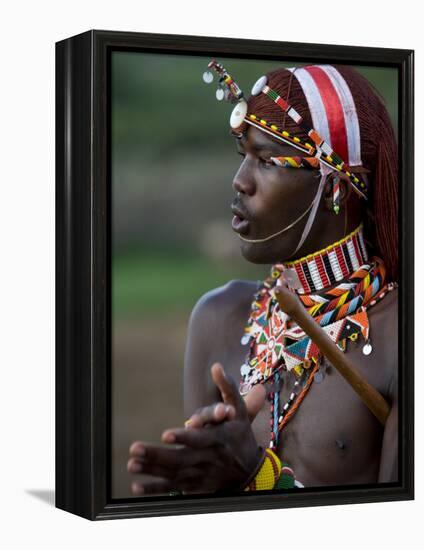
[332,174,341,214]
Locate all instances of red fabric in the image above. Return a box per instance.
[305,66,349,163]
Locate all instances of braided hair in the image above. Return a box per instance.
[238,66,398,282]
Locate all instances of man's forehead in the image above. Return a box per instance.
[233,127,304,156]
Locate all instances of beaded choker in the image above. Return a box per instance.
[239,230,396,450]
[279,224,368,294]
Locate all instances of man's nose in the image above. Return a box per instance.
[232,160,256,196]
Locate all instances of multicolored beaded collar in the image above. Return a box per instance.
[238,230,396,449]
[279,224,368,294]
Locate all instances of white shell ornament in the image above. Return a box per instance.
[241,334,250,345]
[251,75,267,96]
[202,71,214,84]
[216,88,225,101]
[230,99,248,129]
[362,342,373,356]
[240,363,251,377]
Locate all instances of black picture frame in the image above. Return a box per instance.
[55,29,414,521]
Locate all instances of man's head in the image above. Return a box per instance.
[231,125,363,264]
[208,63,398,280]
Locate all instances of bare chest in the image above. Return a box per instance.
[215,299,397,487]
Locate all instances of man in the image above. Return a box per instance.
[127,61,398,494]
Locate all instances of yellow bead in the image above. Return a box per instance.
[260,119,267,125]
[282,131,289,137]
[271,125,278,131]
[294,365,304,377]
[250,114,256,120]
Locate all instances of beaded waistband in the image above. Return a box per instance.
[276,225,368,294]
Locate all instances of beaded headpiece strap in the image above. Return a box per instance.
[202,60,368,199]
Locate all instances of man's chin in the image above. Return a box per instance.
[240,241,278,264]
[239,240,289,265]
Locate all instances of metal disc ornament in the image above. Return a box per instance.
[362,342,373,356]
[202,71,214,84]
[230,99,248,128]
[251,75,267,96]
[216,88,225,101]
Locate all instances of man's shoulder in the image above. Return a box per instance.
[184,279,259,395]
[190,279,258,326]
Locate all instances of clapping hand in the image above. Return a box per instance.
[127,363,266,495]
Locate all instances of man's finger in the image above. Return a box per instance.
[128,455,205,481]
[210,363,247,419]
[243,384,266,423]
[185,402,236,429]
[162,426,226,449]
[132,474,213,496]
[129,441,185,468]
[132,478,171,496]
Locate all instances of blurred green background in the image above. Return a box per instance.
[111,51,398,498]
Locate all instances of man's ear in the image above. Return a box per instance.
[323,173,352,212]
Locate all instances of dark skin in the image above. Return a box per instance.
[128,126,398,494]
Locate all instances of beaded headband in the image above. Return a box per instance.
[203,60,368,199]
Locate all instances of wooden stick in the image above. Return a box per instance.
[275,287,390,426]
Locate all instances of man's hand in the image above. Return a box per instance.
[127,363,266,495]
[184,363,266,427]
[274,282,303,317]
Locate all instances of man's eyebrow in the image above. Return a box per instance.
[235,139,287,156]
[250,142,284,155]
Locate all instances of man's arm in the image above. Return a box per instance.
[183,287,225,418]
[183,279,256,418]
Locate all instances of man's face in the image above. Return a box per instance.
[231,126,321,264]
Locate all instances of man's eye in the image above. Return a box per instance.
[237,151,246,158]
[259,157,273,167]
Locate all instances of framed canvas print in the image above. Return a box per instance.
[56,30,414,520]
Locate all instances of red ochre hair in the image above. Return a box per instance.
[239,66,398,282]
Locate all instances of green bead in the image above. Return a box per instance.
[275,473,295,489]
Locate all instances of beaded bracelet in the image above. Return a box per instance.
[243,447,296,491]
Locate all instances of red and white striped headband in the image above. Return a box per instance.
[203,60,367,199]
[239,64,367,198]
[288,65,362,169]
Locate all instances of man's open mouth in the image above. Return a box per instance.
[231,205,250,235]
